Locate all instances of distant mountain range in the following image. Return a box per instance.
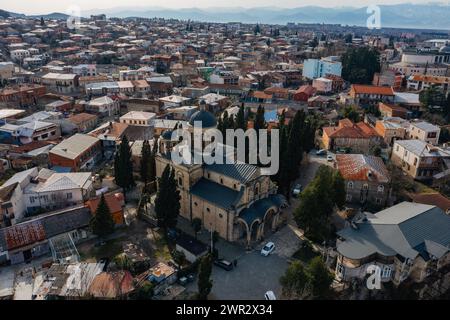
[2,3,450,30]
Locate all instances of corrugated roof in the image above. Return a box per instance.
[337,202,450,260]
[206,163,259,183]
[4,221,46,250]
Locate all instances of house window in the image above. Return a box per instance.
[346,194,352,201]
[377,185,384,193]
[363,184,369,190]
[233,184,237,189]
[414,158,418,166]
[66,193,73,199]
[220,178,223,184]
[376,198,382,204]
[347,182,354,189]
[206,208,210,212]
[194,202,198,206]
[30,196,35,204]
[178,177,183,186]
[382,266,392,279]
[219,213,223,218]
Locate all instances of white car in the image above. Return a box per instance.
[327,154,334,162]
[261,242,275,256]
[265,291,277,300]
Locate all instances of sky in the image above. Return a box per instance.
[1,0,445,15]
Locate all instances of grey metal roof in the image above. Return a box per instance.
[238,194,287,226]
[190,178,240,209]
[42,206,91,238]
[337,202,450,260]
[188,110,217,128]
[206,163,259,184]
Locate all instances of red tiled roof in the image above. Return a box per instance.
[5,221,46,250]
[336,154,390,183]
[86,193,124,215]
[409,193,450,213]
[352,84,394,96]
[324,119,380,139]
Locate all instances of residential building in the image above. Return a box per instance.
[336,154,391,206]
[349,85,395,106]
[312,77,333,93]
[374,117,409,145]
[378,102,410,119]
[120,111,156,127]
[49,134,102,171]
[322,119,382,153]
[336,202,450,286]
[407,121,441,145]
[86,96,120,117]
[0,206,92,265]
[85,192,125,225]
[391,140,450,181]
[66,113,98,133]
[41,73,79,94]
[407,75,450,92]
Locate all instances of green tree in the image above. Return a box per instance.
[90,193,115,239]
[254,24,261,35]
[341,106,360,123]
[294,166,345,242]
[280,256,333,300]
[154,165,181,232]
[342,47,380,84]
[331,171,346,210]
[133,282,154,300]
[280,261,310,298]
[140,139,151,189]
[197,254,213,300]
[192,217,202,239]
[114,135,135,197]
[235,104,247,130]
[307,256,334,299]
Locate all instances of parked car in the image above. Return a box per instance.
[265,291,277,300]
[316,149,327,156]
[292,184,302,197]
[261,242,275,256]
[327,154,334,162]
[214,259,234,271]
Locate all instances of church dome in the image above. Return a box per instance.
[189,110,217,128]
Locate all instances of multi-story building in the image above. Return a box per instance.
[374,117,409,145]
[391,140,450,181]
[322,119,382,153]
[303,56,342,79]
[49,134,102,171]
[349,85,395,107]
[336,154,391,206]
[41,73,79,94]
[407,75,450,92]
[407,121,441,145]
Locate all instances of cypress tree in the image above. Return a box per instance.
[197,253,213,300]
[235,104,247,130]
[155,165,180,232]
[140,139,151,189]
[90,193,115,239]
[114,135,135,197]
